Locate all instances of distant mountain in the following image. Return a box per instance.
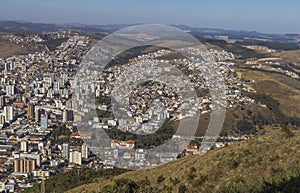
[0,20,62,33]
[173,24,300,44]
[0,20,109,34]
[0,20,299,44]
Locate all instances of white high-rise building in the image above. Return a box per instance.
[40,114,48,130]
[69,150,82,165]
[4,106,14,123]
[62,143,69,160]
[0,95,5,108]
[81,143,89,159]
[0,115,5,127]
[6,85,16,96]
[63,109,68,123]
[20,140,28,152]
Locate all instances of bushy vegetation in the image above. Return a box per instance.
[236,119,256,134]
[42,36,68,51]
[247,92,300,126]
[23,168,128,193]
[49,123,71,145]
[261,175,300,193]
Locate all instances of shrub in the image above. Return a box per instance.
[157,175,165,184]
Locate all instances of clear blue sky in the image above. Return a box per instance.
[1,0,300,33]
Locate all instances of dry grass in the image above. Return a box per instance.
[0,36,39,58]
[67,129,300,193]
[242,69,300,118]
[196,105,274,136]
[273,50,300,65]
[0,40,27,58]
[204,43,222,50]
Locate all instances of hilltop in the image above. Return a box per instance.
[66,128,300,193]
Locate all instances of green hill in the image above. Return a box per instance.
[66,127,300,193]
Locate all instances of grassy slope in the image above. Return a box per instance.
[273,50,300,65]
[196,105,275,136]
[0,36,41,58]
[0,40,28,58]
[67,128,300,193]
[241,69,300,118]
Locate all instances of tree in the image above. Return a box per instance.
[157,175,165,184]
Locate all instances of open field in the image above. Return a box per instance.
[272,50,300,65]
[241,69,300,118]
[0,40,28,58]
[0,36,40,58]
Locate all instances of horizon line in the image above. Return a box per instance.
[0,19,299,35]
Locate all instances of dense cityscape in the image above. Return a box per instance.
[0,18,299,193]
[0,29,258,192]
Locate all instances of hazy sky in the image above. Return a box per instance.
[1,0,300,33]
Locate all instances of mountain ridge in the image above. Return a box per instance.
[0,20,299,44]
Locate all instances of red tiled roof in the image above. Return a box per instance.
[71,132,92,137]
[127,140,135,144]
[111,139,120,143]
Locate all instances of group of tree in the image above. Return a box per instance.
[23,168,128,193]
[247,92,300,126]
